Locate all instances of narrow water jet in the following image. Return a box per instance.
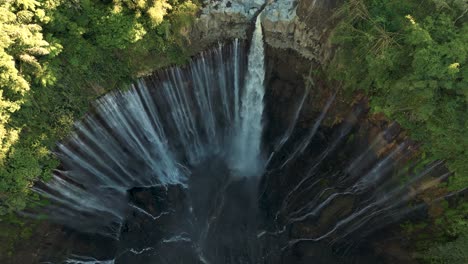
[230,15,266,177]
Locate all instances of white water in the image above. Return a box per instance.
[65,256,115,264]
[23,12,453,263]
[278,92,336,169]
[30,16,266,238]
[230,15,266,177]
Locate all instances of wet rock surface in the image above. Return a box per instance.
[116,157,264,263]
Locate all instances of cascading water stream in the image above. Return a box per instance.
[21,12,458,264]
[230,15,266,177]
[27,14,266,242]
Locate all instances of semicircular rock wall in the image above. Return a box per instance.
[189,0,343,63]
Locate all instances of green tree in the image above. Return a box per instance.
[330,0,467,261]
[0,0,60,212]
[0,0,199,214]
[0,0,50,162]
[330,0,467,188]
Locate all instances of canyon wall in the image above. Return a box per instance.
[190,0,343,63]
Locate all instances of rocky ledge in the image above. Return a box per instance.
[190,0,343,63]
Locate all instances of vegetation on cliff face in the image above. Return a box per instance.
[330,0,467,262]
[0,0,199,215]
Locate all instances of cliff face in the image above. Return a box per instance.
[190,0,343,63]
[188,0,345,150]
[189,0,346,135]
[188,0,258,52]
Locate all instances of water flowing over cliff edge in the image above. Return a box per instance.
[7,2,462,264]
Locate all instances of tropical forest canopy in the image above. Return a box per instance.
[330,0,467,262]
[0,0,198,213]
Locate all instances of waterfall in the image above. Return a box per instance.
[230,15,266,177]
[22,11,453,264]
[28,15,266,238]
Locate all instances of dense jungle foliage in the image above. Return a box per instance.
[330,0,467,262]
[0,0,198,214]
